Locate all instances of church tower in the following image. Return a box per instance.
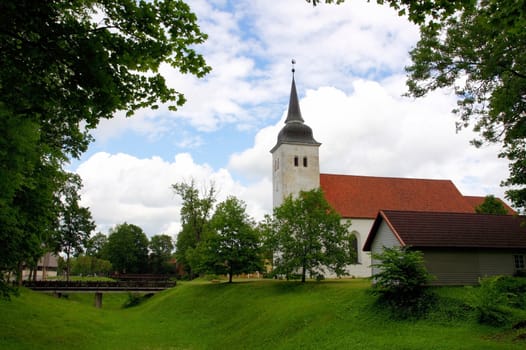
[270,66,321,208]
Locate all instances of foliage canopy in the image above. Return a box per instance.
[190,196,263,283]
[0,0,209,295]
[172,180,216,278]
[106,223,149,274]
[371,246,434,316]
[266,189,354,282]
[149,234,175,274]
[474,195,509,215]
[51,173,96,280]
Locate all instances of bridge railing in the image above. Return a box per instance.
[23,280,176,290]
[110,273,174,281]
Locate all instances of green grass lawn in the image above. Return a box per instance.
[1,279,525,349]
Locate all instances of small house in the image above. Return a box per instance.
[363,210,526,285]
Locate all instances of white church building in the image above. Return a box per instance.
[270,70,514,278]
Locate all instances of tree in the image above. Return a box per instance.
[149,234,175,274]
[311,0,526,211]
[0,0,210,295]
[70,255,112,276]
[2,155,65,290]
[193,197,262,283]
[371,246,434,316]
[405,1,526,211]
[52,174,96,281]
[267,189,354,283]
[85,232,109,259]
[106,223,149,274]
[475,195,509,215]
[172,180,216,278]
[308,1,469,25]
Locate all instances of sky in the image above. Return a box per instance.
[72,0,511,238]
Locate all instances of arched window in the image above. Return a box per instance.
[303,156,308,167]
[294,156,299,167]
[349,232,359,264]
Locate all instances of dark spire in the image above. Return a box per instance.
[284,60,304,124]
[270,60,320,153]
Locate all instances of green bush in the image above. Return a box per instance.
[371,246,435,318]
[470,276,526,326]
[491,276,526,309]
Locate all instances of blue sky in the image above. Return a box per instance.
[74,0,510,237]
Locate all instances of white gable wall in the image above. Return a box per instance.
[369,220,402,277]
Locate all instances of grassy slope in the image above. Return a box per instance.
[0,279,524,350]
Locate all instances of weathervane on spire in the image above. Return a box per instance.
[291,59,296,75]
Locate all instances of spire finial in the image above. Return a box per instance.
[285,59,304,124]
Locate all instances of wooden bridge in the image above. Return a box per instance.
[23,279,176,308]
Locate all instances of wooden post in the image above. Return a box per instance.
[94,292,103,308]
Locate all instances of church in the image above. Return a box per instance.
[270,69,517,279]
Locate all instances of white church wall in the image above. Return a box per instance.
[318,218,374,279]
[343,218,374,277]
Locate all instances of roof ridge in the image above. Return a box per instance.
[320,173,454,182]
[380,209,523,217]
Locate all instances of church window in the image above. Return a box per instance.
[303,156,308,167]
[294,156,299,167]
[514,255,525,270]
[274,158,279,171]
[349,232,359,264]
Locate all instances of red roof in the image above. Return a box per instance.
[363,210,526,251]
[463,195,516,215]
[320,174,474,219]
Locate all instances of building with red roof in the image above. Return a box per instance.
[271,70,515,279]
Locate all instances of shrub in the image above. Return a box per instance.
[470,277,512,326]
[371,246,434,317]
[470,276,526,326]
[492,275,526,309]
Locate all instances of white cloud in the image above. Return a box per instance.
[75,0,514,239]
[77,151,271,238]
[78,75,511,238]
[87,0,420,141]
[228,77,510,204]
